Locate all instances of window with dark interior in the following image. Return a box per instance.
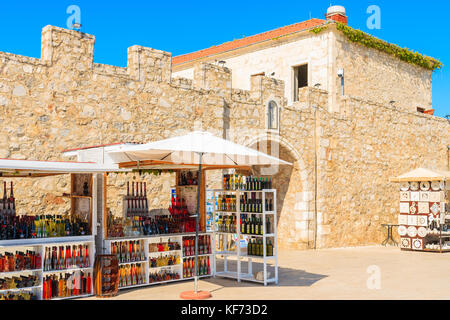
[293,64,308,102]
[268,101,278,130]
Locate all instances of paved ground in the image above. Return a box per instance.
[85,246,450,300]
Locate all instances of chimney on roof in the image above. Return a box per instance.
[325,5,347,25]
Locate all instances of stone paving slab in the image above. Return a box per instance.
[83,246,450,300]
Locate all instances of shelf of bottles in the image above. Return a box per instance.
[0,239,94,300]
[104,232,213,289]
[213,174,278,286]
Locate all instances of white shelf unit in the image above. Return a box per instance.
[0,237,95,300]
[104,232,214,289]
[212,189,278,286]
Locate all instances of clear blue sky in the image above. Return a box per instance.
[0,0,448,117]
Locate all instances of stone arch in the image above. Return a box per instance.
[245,133,314,250]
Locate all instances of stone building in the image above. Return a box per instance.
[0,5,448,250]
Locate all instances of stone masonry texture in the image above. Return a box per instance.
[0,25,448,250]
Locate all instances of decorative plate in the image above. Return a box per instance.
[418,202,430,214]
[412,239,423,250]
[398,215,408,225]
[430,202,440,215]
[407,226,417,237]
[400,202,410,214]
[400,192,410,202]
[407,215,418,226]
[400,238,411,249]
[431,181,441,191]
[429,192,441,203]
[409,202,417,214]
[398,225,407,236]
[410,192,420,201]
[420,181,430,191]
[400,182,410,191]
[410,182,419,191]
[417,215,428,227]
[419,192,430,202]
[418,227,428,238]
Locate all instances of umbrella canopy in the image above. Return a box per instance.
[390,168,450,182]
[107,131,292,168]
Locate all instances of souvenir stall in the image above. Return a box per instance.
[0,159,121,300]
[64,131,289,295]
[390,168,450,253]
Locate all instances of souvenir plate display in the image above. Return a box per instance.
[398,225,407,236]
[420,182,430,191]
[400,182,410,192]
[412,238,423,250]
[396,179,450,253]
[400,238,411,249]
[410,182,419,191]
[407,226,417,237]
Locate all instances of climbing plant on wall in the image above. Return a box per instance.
[310,23,442,71]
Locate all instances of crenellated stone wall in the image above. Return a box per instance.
[0,25,448,250]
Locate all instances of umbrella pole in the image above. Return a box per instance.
[180,152,211,300]
[194,153,202,294]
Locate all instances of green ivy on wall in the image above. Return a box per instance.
[310,23,442,71]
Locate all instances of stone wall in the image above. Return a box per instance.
[0,25,448,251]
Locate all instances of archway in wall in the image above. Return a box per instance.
[248,138,313,250]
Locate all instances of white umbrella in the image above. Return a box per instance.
[107,131,292,298]
[107,131,291,167]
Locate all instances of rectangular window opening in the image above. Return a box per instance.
[293,64,308,102]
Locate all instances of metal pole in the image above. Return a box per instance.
[194,152,203,294]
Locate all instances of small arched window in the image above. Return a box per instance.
[268,101,278,130]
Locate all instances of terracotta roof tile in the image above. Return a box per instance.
[172,18,326,66]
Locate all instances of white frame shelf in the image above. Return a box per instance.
[0,238,95,300]
[212,189,278,286]
[103,232,214,290]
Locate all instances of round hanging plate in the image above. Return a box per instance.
[407,226,417,237]
[418,227,428,238]
[413,239,422,249]
[400,182,410,192]
[431,181,441,191]
[420,182,430,191]
[398,226,407,236]
[410,182,419,191]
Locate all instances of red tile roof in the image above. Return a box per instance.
[172,18,326,66]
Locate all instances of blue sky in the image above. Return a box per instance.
[0,0,449,117]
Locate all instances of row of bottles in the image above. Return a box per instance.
[0,250,41,272]
[178,171,199,186]
[168,197,190,216]
[0,215,90,240]
[241,215,271,235]
[149,270,180,283]
[183,235,211,257]
[125,182,148,216]
[148,239,181,253]
[217,195,236,212]
[43,244,90,271]
[223,174,272,191]
[42,271,92,299]
[0,290,36,300]
[122,214,196,238]
[149,253,180,268]
[217,215,237,233]
[0,182,15,217]
[247,239,274,257]
[118,263,145,288]
[111,240,145,264]
[0,274,39,289]
[183,256,210,278]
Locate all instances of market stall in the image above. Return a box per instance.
[390,168,450,253]
[0,159,125,300]
[64,131,290,295]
